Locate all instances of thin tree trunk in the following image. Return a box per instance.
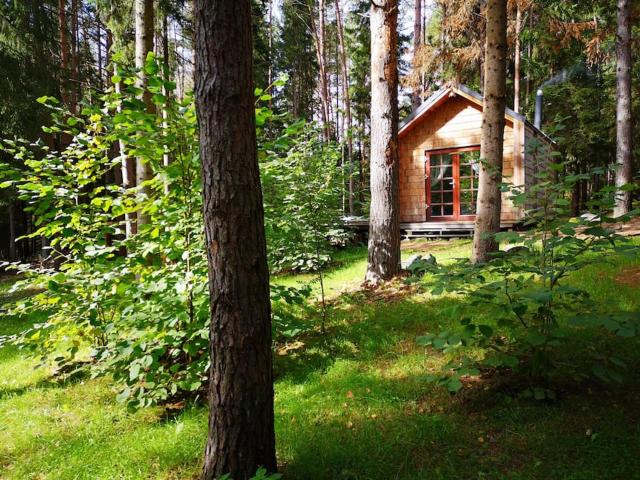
[195,0,277,478]
[310,0,333,142]
[135,0,155,226]
[268,0,273,93]
[115,63,137,237]
[8,199,17,261]
[58,0,71,107]
[513,4,521,113]
[613,0,633,217]
[412,0,422,111]
[97,18,103,91]
[70,0,79,112]
[472,0,507,264]
[162,12,171,194]
[335,0,355,214]
[525,8,532,108]
[365,0,400,284]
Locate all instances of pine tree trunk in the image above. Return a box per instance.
[162,12,171,194]
[195,0,277,478]
[310,0,333,142]
[613,0,633,217]
[513,4,521,113]
[365,0,400,284]
[335,0,355,214]
[471,0,507,264]
[411,0,422,111]
[58,0,71,107]
[135,0,155,227]
[71,0,79,112]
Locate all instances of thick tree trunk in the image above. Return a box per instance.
[135,0,155,227]
[411,0,422,111]
[335,0,355,214]
[365,0,400,284]
[195,0,277,478]
[614,0,633,217]
[513,4,521,114]
[471,0,507,264]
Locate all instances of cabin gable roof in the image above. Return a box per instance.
[399,84,554,144]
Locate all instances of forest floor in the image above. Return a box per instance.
[1,239,640,479]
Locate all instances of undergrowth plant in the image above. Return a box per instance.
[417,157,639,398]
[0,57,323,409]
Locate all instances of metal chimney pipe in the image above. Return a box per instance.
[534,89,543,129]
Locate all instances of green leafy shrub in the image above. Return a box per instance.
[417,162,639,396]
[261,121,349,273]
[0,57,325,409]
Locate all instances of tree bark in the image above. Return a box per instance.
[613,0,633,217]
[195,0,277,478]
[411,0,422,111]
[58,0,71,107]
[310,0,333,142]
[70,0,79,113]
[471,0,507,264]
[162,12,171,194]
[365,0,400,284]
[513,4,521,114]
[135,0,155,227]
[335,0,355,214]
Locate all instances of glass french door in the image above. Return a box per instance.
[425,148,480,220]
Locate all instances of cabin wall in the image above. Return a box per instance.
[398,95,522,223]
[524,127,553,209]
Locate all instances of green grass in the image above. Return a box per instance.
[1,238,639,479]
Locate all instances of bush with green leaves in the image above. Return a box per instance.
[0,56,318,409]
[417,162,639,397]
[260,120,349,273]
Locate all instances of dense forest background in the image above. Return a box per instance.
[1,0,638,260]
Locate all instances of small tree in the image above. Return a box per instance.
[417,162,639,397]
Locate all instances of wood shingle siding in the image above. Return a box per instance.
[397,85,554,226]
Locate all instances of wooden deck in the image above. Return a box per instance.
[344,218,519,239]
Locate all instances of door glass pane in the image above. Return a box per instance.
[430,169,442,190]
[443,191,453,203]
[460,177,471,190]
[430,155,442,166]
[442,165,453,178]
[431,205,442,216]
[460,150,481,169]
[460,162,471,178]
[461,203,476,215]
[460,190,473,205]
[431,191,443,203]
[442,204,454,216]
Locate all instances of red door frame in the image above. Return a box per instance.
[425,146,480,221]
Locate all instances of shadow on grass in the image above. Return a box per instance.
[276,362,640,480]
[274,288,461,384]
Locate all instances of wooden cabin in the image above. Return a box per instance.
[397,84,554,237]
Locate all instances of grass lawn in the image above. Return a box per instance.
[1,239,639,479]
